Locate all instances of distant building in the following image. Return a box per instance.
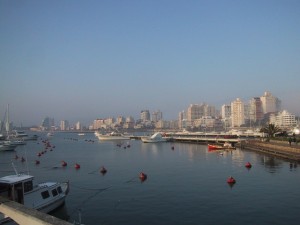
[249,97,264,123]
[140,110,150,122]
[221,104,231,119]
[152,110,162,122]
[75,121,81,130]
[270,110,296,129]
[178,111,186,129]
[60,120,69,131]
[231,98,245,127]
[41,117,54,131]
[187,104,215,127]
[260,91,281,114]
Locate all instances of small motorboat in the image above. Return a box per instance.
[0,164,69,223]
[208,143,236,151]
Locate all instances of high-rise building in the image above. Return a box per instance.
[60,120,69,131]
[152,110,163,122]
[249,97,264,123]
[231,98,245,127]
[140,110,150,122]
[187,104,216,127]
[41,117,54,131]
[260,91,281,114]
[221,104,231,119]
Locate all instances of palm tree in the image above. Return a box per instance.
[260,123,281,137]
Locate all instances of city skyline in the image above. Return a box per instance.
[1,1,300,126]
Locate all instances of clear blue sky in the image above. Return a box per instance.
[1,0,299,126]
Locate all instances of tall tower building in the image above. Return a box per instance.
[152,110,163,122]
[231,98,245,127]
[60,120,69,131]
[249,97,264,123]
[140,110,150,122]
[260,91,281,114]
[221,104,231,119]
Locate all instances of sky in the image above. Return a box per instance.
[0,0,299,127]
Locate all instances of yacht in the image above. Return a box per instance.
[96,132,130,141]
[141,132,168,143]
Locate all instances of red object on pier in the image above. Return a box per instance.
[227,176,236,184]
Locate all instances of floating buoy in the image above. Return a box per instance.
[21,157,26,162]
[35,160,40,165]
[61,161,67,167]
[37,152,42,157]
[245,162,252,168]
[227,176,236,184]
[75,163,81,169]
[171,146,174,150]
[100,166,107,174]
[14,155,19,160]
[139,172,147,181]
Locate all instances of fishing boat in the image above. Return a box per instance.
[0,164,69,222]
[97,132,130,141]
[208,142,236,151]
[141,132,167,143]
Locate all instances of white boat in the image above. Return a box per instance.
[141,132,167,143]
[0,141,17,151]
[78,133,85,136]
[11,130,38,141]
[97,132,130,141]
[0,166,69,222]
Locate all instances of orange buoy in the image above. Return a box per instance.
[61,161,67,167]
[245,162,252,168]
[75,163,81,169]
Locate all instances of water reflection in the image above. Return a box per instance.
[260,156,283,173]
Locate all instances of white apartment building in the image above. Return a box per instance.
[187,104,216,127]
[270,110,296,129]
[260,91,281,114]
[140,110,150,122]
[231,98,245,127]
[152,110,163,122]
[221,104,231,119]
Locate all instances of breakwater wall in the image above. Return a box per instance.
[240,140,300,162]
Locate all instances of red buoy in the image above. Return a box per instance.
[227,176,236,184]
[100,166,107,174]
[139,172,147,181]
[245,162,252,168]
[61,161,67,167]
[75,163,81,169]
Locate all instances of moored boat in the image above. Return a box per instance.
[0,166,69,222]
[141,132,168,143]
[97,132,130,141]
[208,142,236,151]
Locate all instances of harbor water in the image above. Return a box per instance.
[1,132,300,225]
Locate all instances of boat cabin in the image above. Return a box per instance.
[0,174,34,204]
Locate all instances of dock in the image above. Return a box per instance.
[0,197,72,225]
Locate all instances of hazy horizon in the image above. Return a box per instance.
[1,1,299,126]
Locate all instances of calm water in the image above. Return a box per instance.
[1,132,300,225]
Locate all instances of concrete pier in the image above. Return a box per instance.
[241,140,300,162]
[0,197,72,225]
